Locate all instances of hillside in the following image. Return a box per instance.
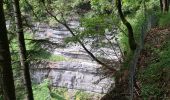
[137,27,170,99]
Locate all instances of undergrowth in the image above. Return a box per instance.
[10,32,67,99]
[135,4,170,98]
[32,79,96,100]
[159,12,170,27]
[29,50,66,62]
[10,32,67,62]
[139,40,170,99]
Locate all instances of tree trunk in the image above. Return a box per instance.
[161,0,169,13]
[101,70,129,100]
[164,0,169,12]
[116,0,136,51]
[12,0,34,100]
[0,1,16,100]
[160,0,163,12]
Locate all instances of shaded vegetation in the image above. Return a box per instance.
[137,27,170,99]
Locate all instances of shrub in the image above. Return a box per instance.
[159,12,170,27]
[33,79,95,100]
[139,41,170,99]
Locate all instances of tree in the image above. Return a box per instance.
[12,0,34,99]
[42,1,117,72]
[160,0,169,13]
[116,0,137,51]
[0,1,16,100]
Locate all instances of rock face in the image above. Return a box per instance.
[30,61,114,93]
[30,19,121,94]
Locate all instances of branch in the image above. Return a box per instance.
[114,24,128,37]
[104,33,123,63]
[24,38,65,47]
[42,2,117,72]
[24,0,40,21]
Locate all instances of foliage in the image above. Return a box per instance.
[118,0,160,51]
[145,0,160,11]
[159,12,170,27]
[118,26,129,53]
[29,50,66,62]
[20,0,79,22]
[122,0,142,15]
[2,0,169,99]
[130,9,145,41]
[138,15,170,98]
[9,32,67,99]
[118,2,145,54]
[141,84,162,99]
[10,32,67,62]
[90,0,114,14]
[33,79,51,100]
[0,96,2,100]
[65,14,115,46]
[138,36,170,99]
[33,79,94,100]
[75,91,90,100]
[80,15,113,37]
[33,79,66,100]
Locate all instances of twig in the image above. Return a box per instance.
[104,33,123,63]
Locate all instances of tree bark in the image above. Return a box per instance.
[116,0,136,51]
[160,0,163,12]
[0,1,16,100]
[12,0,34,100]
[161,0,169,13]
[164,0,169,12]
[101,70,129,100]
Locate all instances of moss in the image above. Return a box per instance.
[32,79,99,100]
[29,50,67,62]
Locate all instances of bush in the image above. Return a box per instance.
[139,41,170,99]
[75,91,90,100]
[33,79,96,100]
[159,12,170,27]
[0,95,2,100]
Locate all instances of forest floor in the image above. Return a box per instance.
[137,27,170,99]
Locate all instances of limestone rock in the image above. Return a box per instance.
[30,19,120,94]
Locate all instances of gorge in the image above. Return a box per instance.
[29,18,122,95]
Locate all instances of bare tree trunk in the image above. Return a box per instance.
[12,0,34,100]
[160,0,163,12]
[164,0,169,12]
[101,70,129,100]
[116,0,137,51]
[0,1,16,100]
[161,0,169,13]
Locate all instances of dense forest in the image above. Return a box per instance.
[0,0,170,100]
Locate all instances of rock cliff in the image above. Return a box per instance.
[30,19,121,94]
